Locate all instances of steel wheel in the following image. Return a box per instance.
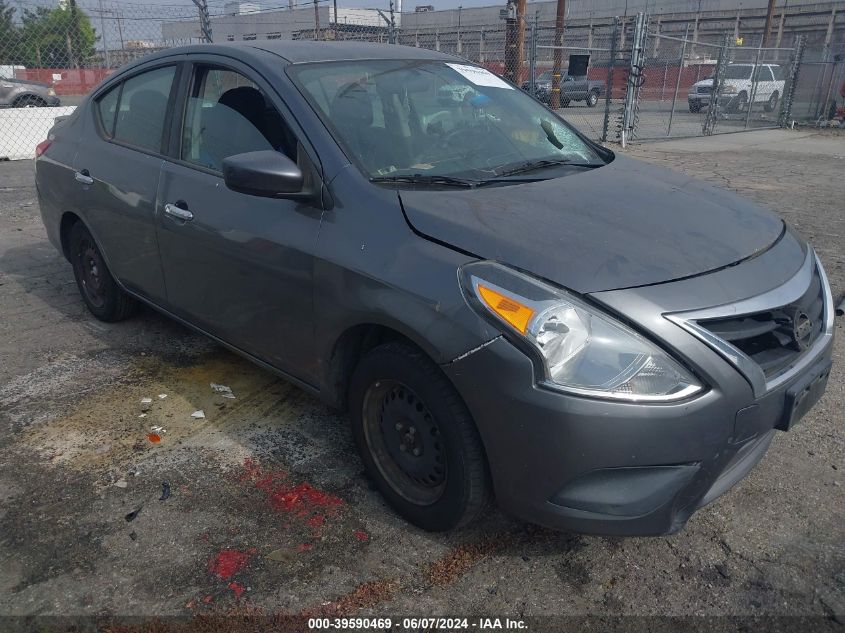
[76,236,107,309]
[362,379,447,505]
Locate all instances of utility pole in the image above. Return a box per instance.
[191,0,212,43]
[333,0,338,39]
[550,0,566,108]
[97,0,110,68]
[67,0,82,68]
[762,0,776,48]
[314,0,320,40]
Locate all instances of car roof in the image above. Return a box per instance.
[217,40,458,65]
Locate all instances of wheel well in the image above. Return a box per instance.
[59,212,82,260]
[14,93,45,105]
[326,324,425,412]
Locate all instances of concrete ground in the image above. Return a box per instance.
[0,129,843,626]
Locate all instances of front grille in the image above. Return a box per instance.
[698,264,825,379]
[697,86,713,94]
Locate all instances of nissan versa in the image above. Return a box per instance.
[34,42,835,536]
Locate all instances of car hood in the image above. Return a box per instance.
[1,77,50,88]
[693,78,714,88]
[398,155,785,293]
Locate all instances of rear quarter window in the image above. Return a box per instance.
[96,84,120,137]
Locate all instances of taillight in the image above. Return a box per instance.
[35,139,52,157]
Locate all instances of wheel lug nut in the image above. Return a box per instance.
[395,423,403,431]
[412,448,421,456]
[399,444,407,452]
[408,427,416,435]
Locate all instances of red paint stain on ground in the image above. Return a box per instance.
[297,543,313,552]
[146,433,161,443]
[208,549,252,580]
[228,581,245,598]
[354,530,369,542]
[202,595,214,604]
[239,459,345,532]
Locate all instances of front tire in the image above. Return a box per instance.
[348,342,491,531]
[68,222,138,322]
[586,90,600,107]
[14,95,46,108]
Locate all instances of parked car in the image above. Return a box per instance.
[0,74,61,108]
[36,42,834,536]
[688,63,785,113]
[521,70,606,107]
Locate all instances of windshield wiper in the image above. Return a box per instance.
[491,158,601,178]
[370,174,478,188]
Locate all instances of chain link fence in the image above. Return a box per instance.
[1,0,844,159]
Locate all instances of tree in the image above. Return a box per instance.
[19,3,97,68]
[0,0,19,65]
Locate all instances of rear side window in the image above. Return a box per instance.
[112,66,176,153]
[96,84,120,137]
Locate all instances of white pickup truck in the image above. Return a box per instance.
[688,63,786,113]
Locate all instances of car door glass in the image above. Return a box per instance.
[753,66,772,83]
[96,84,120,137]
[113,65,176,152]
[181,67,297,172]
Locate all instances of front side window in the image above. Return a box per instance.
[290,60,602,180]
[181,66,297,172]
[753,66,774,82]
[112,65,176,152]
[724,65,752,80]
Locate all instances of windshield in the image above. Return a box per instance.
[724,65,753,79]
[289,60,602,181]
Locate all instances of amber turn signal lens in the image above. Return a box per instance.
[477,284,535,334]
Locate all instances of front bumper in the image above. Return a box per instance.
[444,323,833,537]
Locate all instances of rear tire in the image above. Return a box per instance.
[68,222,138,322]
[348,342,491,531]
[764,91,779,113]
[586,90,600,107]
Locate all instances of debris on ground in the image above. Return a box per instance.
[228,581,245,598]
[138,413,147,418]
[159,481,171,501]
[113,478,128,489]
[125,507,142,522]
[150,425,166,434]
[140,397,152,405]
[146,433,161,443]
[210,383,236,399]
[191,410,206,419]
[158,394,168,399]
[129,531,137,541]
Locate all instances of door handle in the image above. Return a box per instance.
[164,202,193,222]
[74,170,93,185]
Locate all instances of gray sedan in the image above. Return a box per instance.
[35,42,834,535]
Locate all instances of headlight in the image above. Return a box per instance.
[461,262,702,402]
[720,85,737,94]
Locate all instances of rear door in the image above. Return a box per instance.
[73,60,182,304]
[155,57,323,384]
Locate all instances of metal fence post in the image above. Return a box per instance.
[528,14,537,97]
[744,39,763,129]
[621,12,648,145]
[191,0,212,43]
[703,34,730,135]
[601,16,620,143]
[779,35,805,127]
[667,23,690,137]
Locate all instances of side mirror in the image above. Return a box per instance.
[222,150,306,198]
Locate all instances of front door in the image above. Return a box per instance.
[156,61,323,384]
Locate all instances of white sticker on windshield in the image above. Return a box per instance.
[445,63,514,90]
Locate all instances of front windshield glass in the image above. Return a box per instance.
[289,60,602,180]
